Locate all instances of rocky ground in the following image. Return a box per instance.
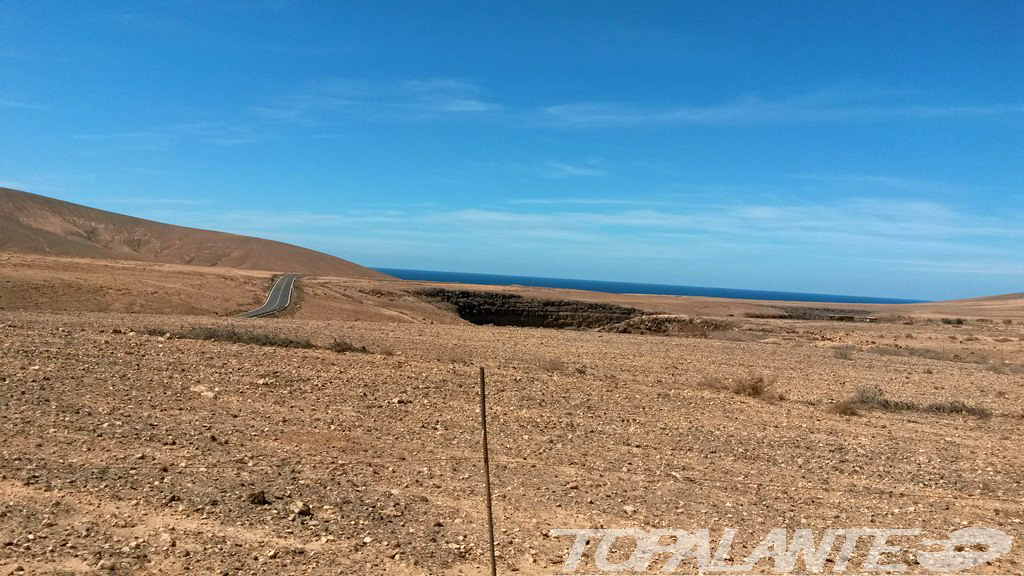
[1,303,1022,574]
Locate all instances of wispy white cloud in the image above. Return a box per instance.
[790,172,979,195]
[105,10,187,34]
[255,78,502,123]
[246,80,1024,129]
[542,88,1024,127]
[246,106,307,121]
[306,133,347,140]
[816,254,1024,277]
[74,131,165,141]
[98,196,210,207]
[543,161,606,178]
[508,198,659,206]
[442,158,612,182]
[70,131,170,152]
[0,98,43,109]
[72,121,271,148]
[0,173,98,195]
[113,13,144,24]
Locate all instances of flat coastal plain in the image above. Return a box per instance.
[1,254,1022,575]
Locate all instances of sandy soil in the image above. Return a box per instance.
[0,254,273,317]
[1,255,1023,574]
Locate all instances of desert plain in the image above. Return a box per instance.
[1,253,1023,575]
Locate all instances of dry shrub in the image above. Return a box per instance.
[697,374,723,389]
[711,330,765,343]
[864,345,998,367]
[148,325,385,354]
[729,373,781,401]
[166,326,314,349]
[837,386,990,418]
[538,357,567,372]
[828,401,861,416]
[851,387,919,412]
[697,373,780,401]
[833,345,856,360]
[865,345,904,357]
[986,362,1024,375]
[327,338,369,354]
[912,348,969,362]
[925,400,991,418]
[731,375,767,397]
[441,351,471,365]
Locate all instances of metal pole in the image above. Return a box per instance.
[479,366,498,576]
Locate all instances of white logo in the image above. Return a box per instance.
[917,528,1013,573]
[551,527,1013,574]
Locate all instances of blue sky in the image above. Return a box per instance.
[1,1,1022,300]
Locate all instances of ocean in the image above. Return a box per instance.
[375,268,926,304]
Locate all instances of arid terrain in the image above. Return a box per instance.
[0,188,387,280]
[1,254,1023,575]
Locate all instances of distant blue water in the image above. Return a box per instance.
[375,268,927,304]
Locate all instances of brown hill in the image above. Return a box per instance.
[0,187,389,278]
[949,292,1024,302]
[890,293,1024,321]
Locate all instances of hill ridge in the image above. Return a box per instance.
[0,187,388,278]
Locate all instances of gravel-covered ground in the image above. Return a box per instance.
[1,309,1022,575]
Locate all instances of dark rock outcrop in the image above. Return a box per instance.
[416,288,643,329]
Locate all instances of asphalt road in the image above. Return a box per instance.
[240,274,299,318]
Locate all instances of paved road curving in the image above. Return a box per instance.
[240,274,299,318]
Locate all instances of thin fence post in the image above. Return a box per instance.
[479,366,498,576]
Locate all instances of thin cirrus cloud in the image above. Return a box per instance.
[791,172,958,193]
[0,98,43,109]
[249,81,1024,129]
[72,121,271,148]
[541,88,1024,127]
[454,159,609,180]
[787,172,1016,206]
[251,78,503,124]
[508,198,661,206]
[543,161,606,178]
